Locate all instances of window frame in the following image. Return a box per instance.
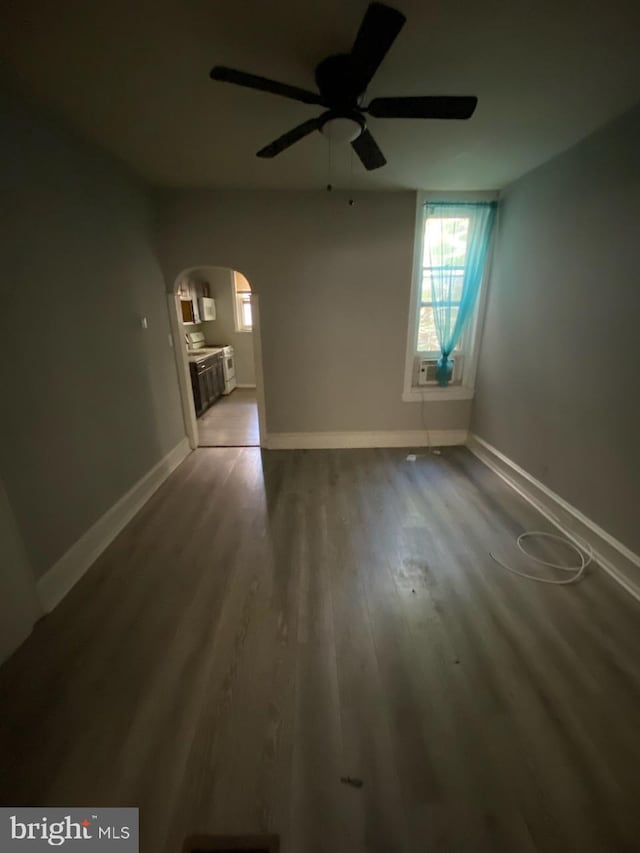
[232,274,253,333]
[402,193,497,402]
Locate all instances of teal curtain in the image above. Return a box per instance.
[425,201,497,385]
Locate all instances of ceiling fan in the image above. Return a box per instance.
[209,2,477,171]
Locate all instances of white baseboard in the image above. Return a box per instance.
[265,429,468,450]
[467,433,640,603]
[236,383,257,389]
[37,437,191,613]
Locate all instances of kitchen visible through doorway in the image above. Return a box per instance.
[179,267,261,447]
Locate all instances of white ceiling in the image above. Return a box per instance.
[2,0,640,190]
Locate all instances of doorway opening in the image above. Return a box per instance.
[168,266,266,449]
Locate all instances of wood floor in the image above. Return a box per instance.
[1,447,639,853]
[198,389,259,447]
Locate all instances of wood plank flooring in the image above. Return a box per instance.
[198,389,259,447]
[0,446,639,853]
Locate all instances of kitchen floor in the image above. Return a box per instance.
[198,388,259,447]
[1,447,639,852]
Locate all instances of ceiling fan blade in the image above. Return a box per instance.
[367,95,478,119]
[210,66,324,106]
[350,2,406,94]
[257,116,324,158]
[351,128,387,170]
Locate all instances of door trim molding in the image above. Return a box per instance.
[167,292,199,449]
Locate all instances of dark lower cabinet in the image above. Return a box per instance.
[190,353,224,417]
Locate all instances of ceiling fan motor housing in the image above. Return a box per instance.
[315,54,364,107]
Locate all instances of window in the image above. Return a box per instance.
[418,215,469,355]
[403,196,497,401]
[233,272,253,332]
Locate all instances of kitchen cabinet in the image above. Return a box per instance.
[189,352,224,416]
[179,279,204,325]
[213,354,224,397]
[180,298,200,324]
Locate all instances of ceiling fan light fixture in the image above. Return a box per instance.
[320,115,364,143]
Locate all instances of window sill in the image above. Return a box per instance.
[402,385,475,403]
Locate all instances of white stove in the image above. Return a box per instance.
[185,331,236,394]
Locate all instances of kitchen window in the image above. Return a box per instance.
[233,272,253,332]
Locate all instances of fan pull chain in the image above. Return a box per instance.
[326,137,333,192]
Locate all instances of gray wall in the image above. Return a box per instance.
[0,87,185,578]
[0,476,41,663]
[155,189,471,434]
[196,267,256,386]
[473,102,640,554]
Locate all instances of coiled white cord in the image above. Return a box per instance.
[489,530,592,585]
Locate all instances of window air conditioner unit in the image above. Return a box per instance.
[418,357,455,386]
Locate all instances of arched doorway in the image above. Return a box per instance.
[167,266,267,449]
